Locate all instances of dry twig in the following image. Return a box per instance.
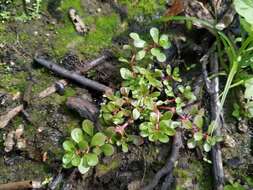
[0,180,41,190]
[34,57,113,93]
[142,131,183,190]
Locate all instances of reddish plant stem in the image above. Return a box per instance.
[115,119,133,135]
[158,106,176,113]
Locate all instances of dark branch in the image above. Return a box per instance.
[202,52,224,190]
[34,57,113,93]
[142,131,183,190]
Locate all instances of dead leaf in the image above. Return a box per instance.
[165,0,184,17]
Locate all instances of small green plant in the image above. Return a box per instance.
[100,27,221,153]
[62,120,114,174]
[224,182,245,190]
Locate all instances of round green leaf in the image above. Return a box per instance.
[194,115,203,128]
[93,147,102,155]
[118,57,129,63]
[78,140,89,150]
[71,154,81,166]
[129,32,140,40]
[136,50,146,60]
[187,139,197,149]
[85,153,99,166]
[150,27,159,43]
[194,132,203,141]
[71,128,84,143]
[78,157,90,174]
[151,48,161,57]
[63,140,75,152]
[203,143,211,152]
[134,39,146,48]
[159,34,171,49]
[132,108,140,120]
[101,144,114,156]
[160,111,173,120]
[234,0,253,25]
[62,153,73,164]
[156,52,166,62]
[91,132,107,147]
[158,134,169,143]
[159,120,171,128]
[82,119,94,136]
[120,68,133,80]
[122,142,128,152]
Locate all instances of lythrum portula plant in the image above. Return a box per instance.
[62,120,114,174]
[100,27,222,153]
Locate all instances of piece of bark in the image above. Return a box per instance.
[202,53,224,190]
[48,171,64,190]
[0,180,41,190]
[210,53,224,190]
[0,105,24,129]
[34,57,113,93]
[66,97,99,122]
[69,8,88,35]
[38,79,68,99]
[142,131,183,190]
[79,54,110,73]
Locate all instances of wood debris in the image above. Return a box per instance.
[0,105,24,129]
[69,8,89,35]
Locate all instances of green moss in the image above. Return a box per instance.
[175,160,212,190]
[96,159,120,177]
[51,86,76,105]
[53,0,121,58]
[0,67,28,94]
[118,0,167,18]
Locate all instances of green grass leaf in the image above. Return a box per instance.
[234,0,253,25]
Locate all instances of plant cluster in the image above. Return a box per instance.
[99,28,222,153]
[62,120,114,174]
[227,0,253,121]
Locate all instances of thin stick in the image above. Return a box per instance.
[209,53,224,190]
[38,79,68,99]
[0,105,24,129]
[0,55,108,129]
[34,57,113,93]
[202,53,224,190]
[0,180,41,190]
[142,131,182,190]
[79,54,110,73]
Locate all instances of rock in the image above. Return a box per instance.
[66,97,99,121]
[3,131,15,152]
[128,180,142,190]
[224,135,236,148]
[238,121,248,133]
[226,157,243,168]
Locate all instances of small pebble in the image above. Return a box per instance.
[224,135,236,148]
[97,8,101,13]
[238,121,248,133]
